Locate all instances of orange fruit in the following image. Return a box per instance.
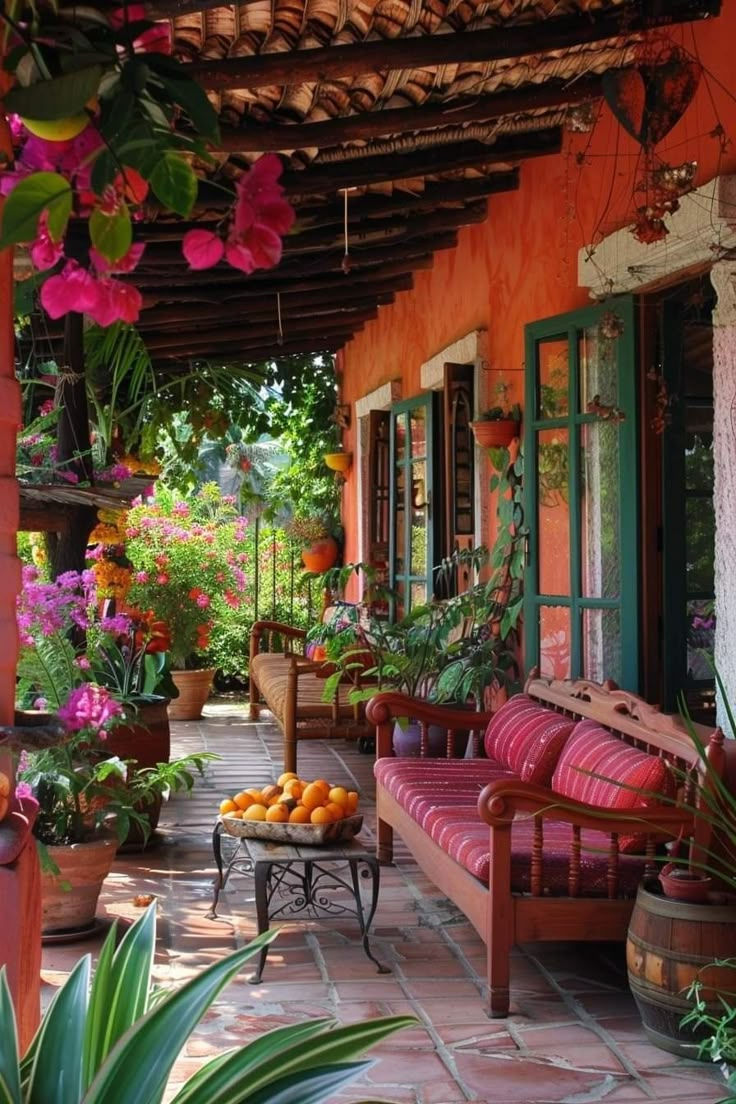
[243,803,268,821]
[312,779,331,797]
[229,809,244,819]
[234,792,254,811]
[246,788,265,802]
[219,798,238,815]
[266,803,289,823]
[324,802,345,821]
[310,806,332,824]
[301,782,327,811]
[261,784,282,802]
[277,771,298,787]
[328,786,349,808]
[0,796,8,821]
[0,772,9,797]
[278,794,298,811]
[283,779,303,798]
[289,805,311,823]
[347,791,359,812]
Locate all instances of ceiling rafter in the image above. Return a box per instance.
[186,3,719,91]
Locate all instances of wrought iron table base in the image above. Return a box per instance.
[207,822,389,982]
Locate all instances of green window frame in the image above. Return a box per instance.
[389,393,435,614]
[524,298,639,689]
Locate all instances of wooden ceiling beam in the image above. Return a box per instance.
[141,308,377,351]
[139,263,422,307]
[151,338,345,363]
[133,203,487,266]
[279,129,561,194]
[218,77,602,153]
[131,236,455,286]
[152,329,356,359]
[138,292,395,331]
[187,4,719,91]
[139,275,412,321]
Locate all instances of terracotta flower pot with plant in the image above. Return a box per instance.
[286,514,339,573]
[470,402,522,450]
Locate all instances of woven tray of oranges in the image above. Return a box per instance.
[218,773,363,846]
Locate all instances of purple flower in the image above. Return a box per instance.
[15,781,33,800]
[57,684,122,736]
[33,697,47,710]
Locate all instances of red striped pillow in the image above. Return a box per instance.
[551,719,675,852]
[484,694,575,786]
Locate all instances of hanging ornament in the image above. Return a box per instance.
[341,187,351,274]
[602,46,701,148]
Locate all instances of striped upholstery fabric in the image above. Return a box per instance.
[483,694,575,785]
[374,758,646,894]
[551,719,675,852]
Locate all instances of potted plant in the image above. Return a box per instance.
[470,403,522,450]
[0,902,413,1103]
[286,514,340,573]
[15,680,212,937]
[625,669,736,1070]
[125,483,251,719]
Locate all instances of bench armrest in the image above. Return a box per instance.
[478,777,691,837]
[367,692,493,759]
[251,620,308,644]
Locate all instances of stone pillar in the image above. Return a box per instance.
[0,92,40,1049]
[710,261,736,731]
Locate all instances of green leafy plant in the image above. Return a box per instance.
[0,903,413,1103]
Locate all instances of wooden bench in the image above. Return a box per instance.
[249,618,373,774]
[366,674,732,1018]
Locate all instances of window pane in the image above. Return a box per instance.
[410,405,426,456]
[538,428,570,596]
[410,582,426,610]
[685,497,715,594]
[537,338,569,419]
[539,605,571,679]
[685,426,713,492]
[395,414,407,462]
[582,608,621,685]
[579,322,619,413]
[580,421,620,600]
[687,599,715,681]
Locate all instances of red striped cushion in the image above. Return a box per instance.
[483,694,575,785]
[551,720,675,853]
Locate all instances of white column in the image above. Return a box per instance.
[710,261,736,732]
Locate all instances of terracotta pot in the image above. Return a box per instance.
[105,697,171,770]
[301,536,338,573]
[168,668,215,721]
[470,419,520,449]
[324,451,352,472]
[659,863,713,903]
[41,834,118,937]
[626,882,736,1057]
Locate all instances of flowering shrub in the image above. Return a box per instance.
[0,4,294,326]
[124,484,250,668]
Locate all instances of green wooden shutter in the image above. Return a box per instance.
[524,298,639,689]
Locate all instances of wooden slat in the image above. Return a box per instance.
[187,4,720,90]
[143,312,369,351]
[139,294,392,332]
[279,129,562,194]
[218,78,602,152]
[152,335,350,360]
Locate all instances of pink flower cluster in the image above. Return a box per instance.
[17,565,95,644]
[57,683,123,738]
[182,154,294,274]
[41,253,144,326]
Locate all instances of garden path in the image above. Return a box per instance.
[41,701,726,1104]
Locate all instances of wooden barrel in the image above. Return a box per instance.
[626,882,736,1057]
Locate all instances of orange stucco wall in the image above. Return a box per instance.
[340,13,736,570]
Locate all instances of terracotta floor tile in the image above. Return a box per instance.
[40,704,723,1104]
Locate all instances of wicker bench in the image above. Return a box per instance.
[366,674,732,1017]
[249,619,373,774]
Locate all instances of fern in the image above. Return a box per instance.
[16,633,78,708]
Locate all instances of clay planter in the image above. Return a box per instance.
[168,668,215,721]
[41,834,118,939]
[324,451,352,473]
[301,536,338,573]
[659,863,713,903]
[626,881,736,1057]
[106,697,171,770]
[470,419,520,449]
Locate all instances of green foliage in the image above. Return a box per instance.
[0,172,72,249]
[0,904,413,1103]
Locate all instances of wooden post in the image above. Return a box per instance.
[0,93,41,1052]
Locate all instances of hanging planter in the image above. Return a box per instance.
[470,419,520,450]
[324,451,352,473]
[302,537,339,573]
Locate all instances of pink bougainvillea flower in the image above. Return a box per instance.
[115,167,149,205]
[58,683,122,735]
[223,240,256,274]
[29,213,64,271]
[41,260,101,319]
[182,229,225,270]
[90,241,145,276]
[86,278,143,326]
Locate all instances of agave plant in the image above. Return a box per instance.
[0,904,413,1104]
